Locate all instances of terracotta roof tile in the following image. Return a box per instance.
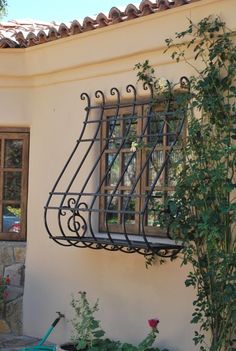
[58,23,70,37]
[109,7,124,24]
[139,0,156,15]
[125,4,141,20]
[82,17,97,31]
[96,13,110,28]
[70,20,83,34]
[0,0,201,49]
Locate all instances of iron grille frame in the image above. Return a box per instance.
[44,79,189,257]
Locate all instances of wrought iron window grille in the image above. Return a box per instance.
[44,78,189,257]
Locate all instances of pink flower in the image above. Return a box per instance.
[6,276,10,284]
[148,318,160,329]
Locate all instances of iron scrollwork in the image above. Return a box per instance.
[44,80,188,257]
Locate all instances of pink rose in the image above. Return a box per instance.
[148,318,160,329]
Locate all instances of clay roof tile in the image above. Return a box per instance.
[125,4,141,19]
[139,0,156,15]
[15,31,27,47]
[26,32,38,46]
[47,27,58,41]
[109,7,124,24]
[156,0,172,10]
[0,0,202,48]
[58,23,70,37]
[70,20,83,34]
[96,13,110,28]
[0,37,18,48]
[37,30,48,44]
[83,17,97,31]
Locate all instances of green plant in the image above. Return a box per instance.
[135,16,236,351]
[70,291,106,350]
[70,291,168,351]
[7,206,21,218]
[0,0,7,18]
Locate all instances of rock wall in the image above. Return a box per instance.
[0,242,26,335]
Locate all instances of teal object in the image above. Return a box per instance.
[21,312,64,351]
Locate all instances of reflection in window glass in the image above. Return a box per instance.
[123,153,136,187]
[148,151,164,186]
[148,111,164,146]
[107,117,121,149]
[167,119,179,145]
[147,192,163,227]
[106,154,120,186]
[122,192,135,224]
[2,204,21,233]
[4,140,23,168]
[124,115,137,148]
[105,191,119,224]
[3,172,21,201]
[167,149,182,186]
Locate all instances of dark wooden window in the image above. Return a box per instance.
[0,128,29,241]
[100,103,185,236]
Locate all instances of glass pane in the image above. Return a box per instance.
[107,117,121,149]
[106,154,120,186]
[2,204,21,233]
[148,111,164,146]
[3,171,22,201]
[167,149,182,186]
[167,118,179,145]
[148,151,164,186]
[123,153,136,187]
[105,191,119,225]
[147,192,163,227]
[122,192,135,224]
[124,114,137,148]
[4,140,23,168]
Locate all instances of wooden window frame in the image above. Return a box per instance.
[99,101,185,237]
[0,127,29,241]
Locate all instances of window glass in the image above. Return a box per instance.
[4,140,23,168]
[0,130,29,241]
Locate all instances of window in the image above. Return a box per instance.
[0,128,29,241]
[44,84,187,255]
[100,101,185,236]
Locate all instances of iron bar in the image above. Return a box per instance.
[44,80,189,256]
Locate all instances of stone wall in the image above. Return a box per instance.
[0,241,26,335]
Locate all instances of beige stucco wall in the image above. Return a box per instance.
[0,0,235,349]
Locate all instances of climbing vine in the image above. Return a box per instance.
[136,16,236,351]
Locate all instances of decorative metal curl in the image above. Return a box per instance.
[45,81,186,257]
[110,87,120,104]
[180,76,190,92]
[95,90,105,105]
[60,198,88,237]
[126,84,137,102]
[143,81,154,98]
[80,92,91,109]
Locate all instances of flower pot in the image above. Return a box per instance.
[58,343,76,351]
[59,343,88,351]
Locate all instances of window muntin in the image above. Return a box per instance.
[0,129,29,241]
[100,104,185,236]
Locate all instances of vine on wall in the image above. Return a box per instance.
[136,16,236,351]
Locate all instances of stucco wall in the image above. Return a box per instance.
[0,0,235,349]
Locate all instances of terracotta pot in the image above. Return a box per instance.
[58,343,76,351]
[59,343,87,351]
